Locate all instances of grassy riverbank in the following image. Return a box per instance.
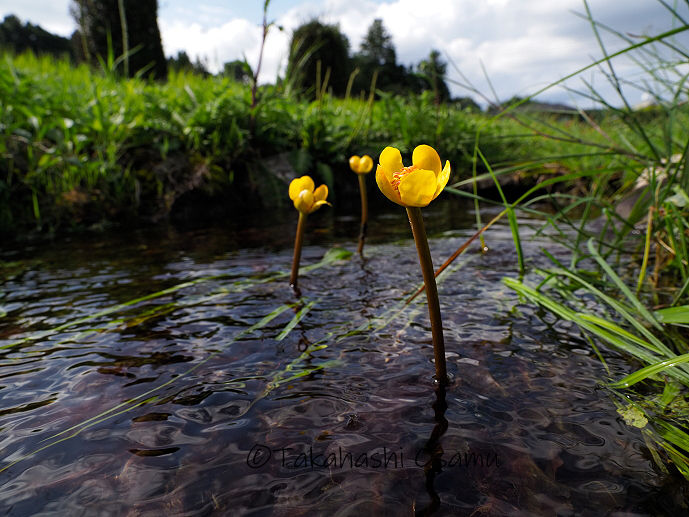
[439,9,689,481]
[3,2,689,482]
[0,49,629,236]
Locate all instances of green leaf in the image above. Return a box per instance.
[609,352,689,388]
[276,300,317,341]
[654,306,689,325]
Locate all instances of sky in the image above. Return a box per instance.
[2,0,688,108]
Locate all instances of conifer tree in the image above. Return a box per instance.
[70,0,167,79]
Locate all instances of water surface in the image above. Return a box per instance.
[0,200,684,516]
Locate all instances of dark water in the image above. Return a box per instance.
[0,199,685,516]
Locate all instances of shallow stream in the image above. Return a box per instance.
[0,199,685,516]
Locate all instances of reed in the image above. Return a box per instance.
[436,0,689,479]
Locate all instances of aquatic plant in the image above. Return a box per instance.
[376,144,451,384]
[288,175,330,292]
[0,45,521,235]
[434,0,689,479]
[349,154,373,255]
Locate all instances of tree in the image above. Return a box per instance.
[359,18,396,67]
[0,15,73,59]
[351,18,412,97]
[167,51,210,76]
[285,19,351,98]
[223,59,251,83]
[452,96,482,112]
[167,50,193,72]
[70,0,167,79]
[418,49,450,104]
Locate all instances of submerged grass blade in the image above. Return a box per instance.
[0,244,422,475]
[3,247,352,350]
[0,302,295,474]
[1,276,221,349]
[276,300,317,341]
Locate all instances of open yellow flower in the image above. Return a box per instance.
[289,175,330,214]
[375,145,450,207]
[349,155,373,174]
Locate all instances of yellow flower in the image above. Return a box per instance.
[375,145,450,207]
[349,155,373,174]
[289,175,330,214]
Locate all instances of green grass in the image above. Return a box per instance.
[3,0,689,482]
[434,0,689,481]
[0,48,616,235]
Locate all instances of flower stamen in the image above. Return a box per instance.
[391,165,417,193]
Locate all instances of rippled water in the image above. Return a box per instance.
[0,200,685,516]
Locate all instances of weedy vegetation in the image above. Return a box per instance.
[436,0,689,481]
[2,0,689,484]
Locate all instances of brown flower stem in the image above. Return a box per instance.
[290,212,307,289]
[406,207,448,385]
[357,174,368,256]
[405,209,507,305]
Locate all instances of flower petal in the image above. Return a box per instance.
[412,145,441,176]
[294,189,314,213]
[432,160,451,200]
[359,155,373,173]
[313,184,328,202]
[349,156,361,173]
[375,165,405,206]
[398,168,436,207]
[379,147,404,182]
[289,176,315,201]
[309,199,330,213]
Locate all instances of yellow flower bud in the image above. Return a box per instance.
[349,155,374,174]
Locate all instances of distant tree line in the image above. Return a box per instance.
[0,9,480,109]
[0,15,74,60]
[284,17,479,109]
[1,1,167,79]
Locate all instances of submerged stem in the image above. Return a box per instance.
[290,212,307,289]
[357,174,368,256]
[406,207,448,385]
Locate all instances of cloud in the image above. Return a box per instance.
[4,0,688,106]
[160,18,290,81]
[256,0,599,101]
[3,0,74,36]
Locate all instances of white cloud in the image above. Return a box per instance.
[160,18,290,81]
[2,0,74,36]
[3,0,688,106]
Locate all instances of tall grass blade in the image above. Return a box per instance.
[586,239,663,330]
[609,352,689,388]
